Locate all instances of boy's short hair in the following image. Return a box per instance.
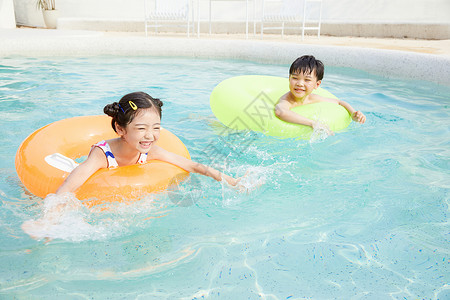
[289,55,324,80]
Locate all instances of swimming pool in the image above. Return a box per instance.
[0,56,449,299]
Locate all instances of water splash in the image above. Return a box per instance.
[21,193,97,242]
[20,193,165,242]
[219,165,272,207]
[235,165,269,193]
[309,122,334,143]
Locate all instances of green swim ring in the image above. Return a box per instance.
[210,75,352,139]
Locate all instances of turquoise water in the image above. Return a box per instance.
[0,56,449,299]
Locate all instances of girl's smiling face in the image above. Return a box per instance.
[117,108,161,153]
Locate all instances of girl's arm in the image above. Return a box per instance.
[21,147,107,240]
[56,147,107,194]
[148,145,239,186]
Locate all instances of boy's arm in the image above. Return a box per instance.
[336,99,366,124]
[275,99,316,127]
[339,100,366,124]
[313,95,366,124]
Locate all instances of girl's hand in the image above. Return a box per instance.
[225,170,259,193]
[352,111,366,124]
[223,174,241,187]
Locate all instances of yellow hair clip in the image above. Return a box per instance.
[129,101,138,110]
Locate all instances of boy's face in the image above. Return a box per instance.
[289,70,321,100]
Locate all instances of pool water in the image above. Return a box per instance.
[0,57,449,299]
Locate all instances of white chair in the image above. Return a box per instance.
[144,0,194,37]
[261,0,322,40]
[206,0,255,39]
[301,0,322,39]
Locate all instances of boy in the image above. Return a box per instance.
[275,55,366,133]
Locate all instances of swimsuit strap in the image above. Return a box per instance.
[93,140,119,168]
[94,141,147,167]
[137,152,148,164]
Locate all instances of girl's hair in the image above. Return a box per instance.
[104,91,163,132]
[289,55,324,81]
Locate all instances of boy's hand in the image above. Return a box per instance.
[312,121,334,136]
[352,111,366,124]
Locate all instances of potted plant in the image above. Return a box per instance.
[36,0,58,29]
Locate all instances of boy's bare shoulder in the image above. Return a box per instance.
[277,92,294,106]
[309,93,338,104]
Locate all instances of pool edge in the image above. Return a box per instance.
[1,32,449,86]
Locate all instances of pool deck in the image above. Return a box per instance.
[1,28,450,85]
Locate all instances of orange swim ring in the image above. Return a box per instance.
[15,115,190,207]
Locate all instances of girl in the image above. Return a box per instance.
[57,91,240,195]
[22,91,242,239]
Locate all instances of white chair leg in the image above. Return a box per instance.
[261,21,264,39]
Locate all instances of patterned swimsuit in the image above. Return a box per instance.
[93,140,148,168]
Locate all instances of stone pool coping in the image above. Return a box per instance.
[1,28,449,86]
